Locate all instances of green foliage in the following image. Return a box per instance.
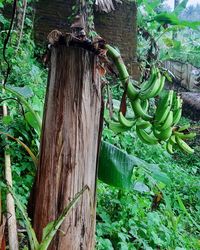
[137,0,200,67]
[0,0,47,216]
[6,185,88,250]
[0,1,199,250]
[99,140,172,190]
[96,119,200,249]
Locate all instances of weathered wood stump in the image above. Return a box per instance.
[32,46,102,249]
[181,92,200,121]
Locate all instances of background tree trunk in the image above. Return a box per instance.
[32,46,102,249]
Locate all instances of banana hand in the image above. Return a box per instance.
[136,126,158,145]
[118,112,136,128]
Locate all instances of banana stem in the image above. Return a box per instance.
[105,44,129,84]
[105,44,138,100]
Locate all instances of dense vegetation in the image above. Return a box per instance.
[0,0,199,249]
[97,118,200,249]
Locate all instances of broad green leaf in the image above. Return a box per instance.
[99,142,172,189]
[42,221,55,241]
[151,172,171,185]
[153,12,200,29]
[0,85,42,130]
[180,20,200,29]
[133,181,150,193]
[153,13,179,25]
[173,0,188,15]
[99,141,148,189]
[9,86,33,98]
[2,115,12,125]
[25,111,41,135]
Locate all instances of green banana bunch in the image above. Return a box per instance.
[172,95,183,125]
[131,98,153,121]
[153,127,173,141]
[103,44,195,154]
[165,126,196,154]
[139,68,166,100]
[136,126,158,145]
[153,90,174,141]
[109,121,131,133]
[154,90,174,125]
[136,118,152,129]
[118,112,136,128]
[175,136,194,154]
[127,80,140,101]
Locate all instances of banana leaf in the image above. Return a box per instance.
[8,86,34,98]
[173,0,188,15]
[153,12,200,29]
[98,141,171,190]
[98,141,137,189]
[0,85,42,131]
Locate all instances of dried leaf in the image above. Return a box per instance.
[97,64,106,76]
[95,0,116,13]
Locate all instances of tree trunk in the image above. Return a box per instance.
[32,46,102,249]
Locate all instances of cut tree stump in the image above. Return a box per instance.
[32,46,102,249]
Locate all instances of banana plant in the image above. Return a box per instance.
[0,85,42,135]
[7,185,89,250]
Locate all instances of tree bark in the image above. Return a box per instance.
[32,46,102,249]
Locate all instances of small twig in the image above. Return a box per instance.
[2,0,17,86]
[2,81,19,250]
[0,97,25,118]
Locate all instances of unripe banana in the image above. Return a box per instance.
[131,98,153,121]
[154,75,166,97]
[154,104,171,126]
[173,108,182,125]
[174,131,196,140]
[139,72,162,100]
[169,134,176,144]
[136,118,152,129]
[154,90,174,123]
[158,110,174,131]
[166,140,174,154]
[177,124,190,132]
[153,127,172,141]
[109,121,130,133]
[136,127,158,145]
[127,81,139,101]
[141,99,149,113]
[174,95,182,110]
[118,112,136,128]
[175,136,194,154]
[140,67,157,91]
